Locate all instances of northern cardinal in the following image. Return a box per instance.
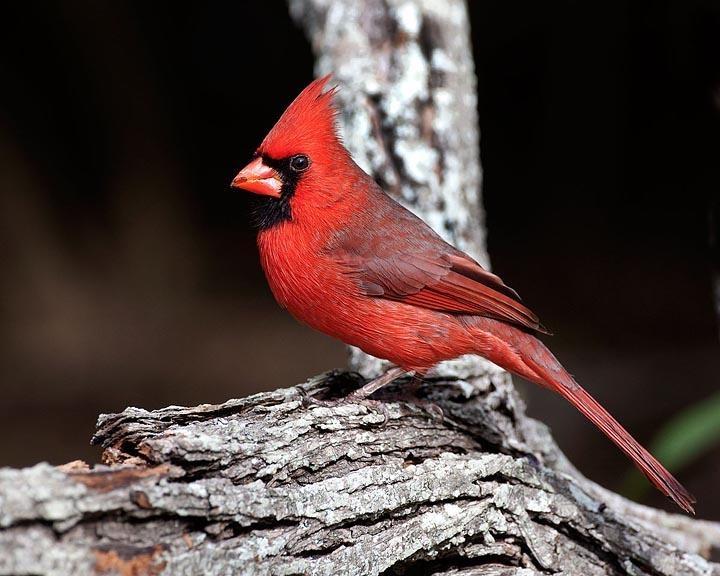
[231,75,695,513]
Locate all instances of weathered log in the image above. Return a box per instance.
[1,373,718,575]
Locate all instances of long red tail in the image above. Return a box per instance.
[549,374,695,513]
[487,326,696,513]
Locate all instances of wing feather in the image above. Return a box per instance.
[336,247,547,334]
[327,188,548,334]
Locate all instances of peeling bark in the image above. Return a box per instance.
[1,373,719,575]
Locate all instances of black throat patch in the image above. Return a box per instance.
[251,154,301,230]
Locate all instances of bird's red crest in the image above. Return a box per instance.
[260,75,342,159]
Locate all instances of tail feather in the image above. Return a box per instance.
[552,378,695,513]
[509,334,696,514]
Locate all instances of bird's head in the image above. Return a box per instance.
[231,75,353,229]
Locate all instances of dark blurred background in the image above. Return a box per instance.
[1,2,718,517]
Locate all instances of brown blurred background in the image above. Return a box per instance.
[1,2,718,517]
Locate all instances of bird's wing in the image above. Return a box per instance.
[329,205,548,334]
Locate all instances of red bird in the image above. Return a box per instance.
[231,76,695,513]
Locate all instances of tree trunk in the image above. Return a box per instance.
[1,373,719,575]
[289,0,499,380]
[2,2,719,575]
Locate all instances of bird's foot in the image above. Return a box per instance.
[391,396,444,423]
[375,374,444,422]
[416,400,444,422]
[296,386,389,426]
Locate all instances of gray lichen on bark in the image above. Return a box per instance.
[1,374,718,575]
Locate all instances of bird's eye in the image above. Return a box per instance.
[289,154,310,172]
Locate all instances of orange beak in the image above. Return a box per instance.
[231,157,283,198]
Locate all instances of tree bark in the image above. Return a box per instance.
[1,373,719,575]
[2,2,719,575]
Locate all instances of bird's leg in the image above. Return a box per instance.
[347,366,408,399]
[298,367,409,425]
[391,372,444,422]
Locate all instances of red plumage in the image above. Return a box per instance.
[231,75,695,513]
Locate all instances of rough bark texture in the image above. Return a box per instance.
[1,373,719,575]
[2,2,719,575]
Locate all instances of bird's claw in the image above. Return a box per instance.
[423,401,445,423]
[295,387,389,427]
[401,399,444,423]
[295,385,311,406]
